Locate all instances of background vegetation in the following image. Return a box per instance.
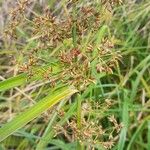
[0,0,150,149]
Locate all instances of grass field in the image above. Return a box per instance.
[0,0,150,149]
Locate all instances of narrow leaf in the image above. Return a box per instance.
[118,92,129,150]
[0,86,77,142]
[0,73,27,91]
[0,64,61,92]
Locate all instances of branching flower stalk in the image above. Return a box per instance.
[2,0,123,149]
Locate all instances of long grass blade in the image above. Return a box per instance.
[0,73,27,91]
[0,86,77,142]
[118,91,129,150]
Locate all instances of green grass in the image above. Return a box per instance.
[0,0,150,150]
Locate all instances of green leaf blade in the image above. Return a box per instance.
[0,86,77,142]
[0,73,27,92]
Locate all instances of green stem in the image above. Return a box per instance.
[72,3,77,48]
[77,94,84,150]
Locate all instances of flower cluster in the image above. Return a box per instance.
[54,100,122,149]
